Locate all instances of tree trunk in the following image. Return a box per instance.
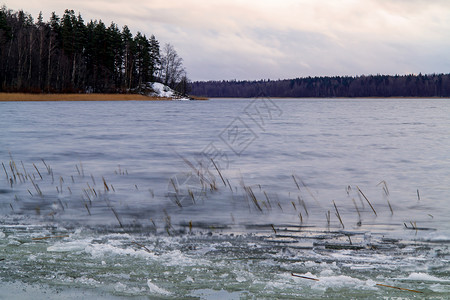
[47,37,52,92]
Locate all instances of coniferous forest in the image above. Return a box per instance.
[0,6,188,94]
[190,74,450,98]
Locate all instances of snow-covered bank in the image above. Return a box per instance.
[138,82,192,101]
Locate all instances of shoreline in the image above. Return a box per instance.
[204,96,450,99]
[0,93,175,101]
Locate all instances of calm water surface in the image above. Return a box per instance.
[0,98,449,299]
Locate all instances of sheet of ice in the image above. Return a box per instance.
[402,272,450,282]
[147,279,172,296]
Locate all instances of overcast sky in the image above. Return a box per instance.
[3,0,450,81]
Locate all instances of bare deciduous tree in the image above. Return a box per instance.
[159,43,184,89]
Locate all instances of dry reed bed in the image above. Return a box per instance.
[0,93,173,101]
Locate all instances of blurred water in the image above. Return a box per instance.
[0,98,449,298]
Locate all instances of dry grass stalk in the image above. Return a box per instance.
[291,201,297,211]
[333,200,345,229]
[41,159,51,174]
[132,241,152,253]
[291,273,319,281]
[298,196,309,216]
[32,163,43,180]
[2,162,8,181]
[211,159,226,186]
[178,154,211,187]
[417,189,420,201]
[277,202,283,211]
[376,283,423,293]
[103,177,110,192]
[292,175,300,190]
[188,189,195,203]
[270,224,277,234]
[263,191,272,208]
[377,181,393,214]
[84,202,91,215]
[347,235,353,245]
[226,179,233,192]
[30,178,43,196]
[20,161,28,179]
[386,198,393,215]
[32,235,69,240]
[79,161,85,177]
[111,207,123,228]
[299,177,319,204]
[352,198,361,220]
[356,186,377,216]
[377,180,389,195]
[245,186,263,212]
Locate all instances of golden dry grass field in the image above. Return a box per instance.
[0,93,172,101]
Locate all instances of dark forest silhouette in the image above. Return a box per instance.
[190,74,450,98]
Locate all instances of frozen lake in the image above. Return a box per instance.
[1,97,449,298]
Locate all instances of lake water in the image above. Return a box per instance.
[0,98,449,299]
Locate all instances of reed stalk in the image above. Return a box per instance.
[103,177,110,192]
[32,235,69,240]
[41,159,51,174]
[300,178,319,204]
[376,283,423,293]
[263,191,272,208]
[292,174,300,190]
[291,201,297,211]
[352,198,361,220]
[211,158,226,186]
[333,200,344,229]
[132,241,152,253]
[377,180,389,195]
[245,186,263,212]
[356,186,377,216]
[84,203,91,215]
[298,196,309,216]
[291,273,319,281]
[32,163,43,180]
[111,207,123,228]
[270,224,277,234]
[20,161,28,180]
[2,162,8,181]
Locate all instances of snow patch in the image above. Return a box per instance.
[140,82,191,101]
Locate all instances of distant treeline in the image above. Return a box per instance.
[191,74,450,98]
[0,6,187,94]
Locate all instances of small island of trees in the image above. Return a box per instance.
[0,6,188,95]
